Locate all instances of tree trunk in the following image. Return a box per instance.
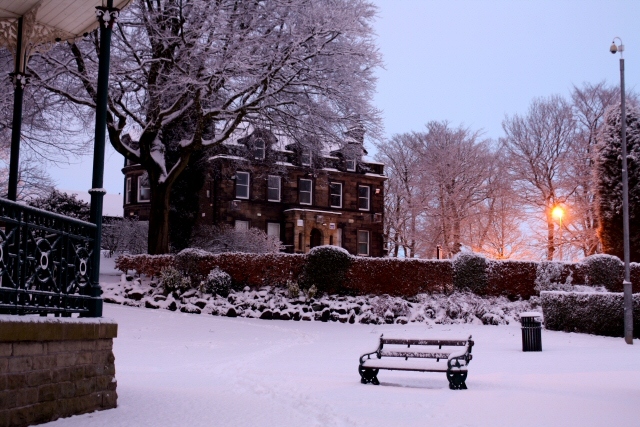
[148,182,172,254]
[450,199,462,255]
[547,214,555,261]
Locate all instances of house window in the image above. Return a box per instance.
[358,185,370,210]
[267,222,281,240]
[254,139,265,160]
[235,171,250,199]
[357,230,370,256]
[301,148,312,166]
[346,158,356,171]
[329,182,342,208]
[268,175,281,202]
[235,220,249,231]
[299,179,312,205]
[138,173,151,202]
[125,177,132,204]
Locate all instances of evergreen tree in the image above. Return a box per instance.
[29,190,90,221]
[595,104,640,262]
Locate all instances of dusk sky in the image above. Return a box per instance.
[53,0,640,197]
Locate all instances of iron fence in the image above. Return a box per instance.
[0,198,100,316]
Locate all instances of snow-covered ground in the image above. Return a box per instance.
[44,302,639,427]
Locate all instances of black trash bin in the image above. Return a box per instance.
[520,312,542,352]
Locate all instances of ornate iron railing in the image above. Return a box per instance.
[0,198,100,316]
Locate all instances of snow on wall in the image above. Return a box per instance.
[102,274,537,327]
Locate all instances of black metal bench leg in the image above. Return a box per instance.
[446,371,468,390]
[359,366,380,385]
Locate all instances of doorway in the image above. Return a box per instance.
[310,228,323,249]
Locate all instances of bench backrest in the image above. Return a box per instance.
[381,337,470,347]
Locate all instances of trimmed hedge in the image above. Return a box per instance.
[345,257,452,296]
[114,252,640,298]
[541,291,640,337]
[115,254,173,277]
[486,260,539,299]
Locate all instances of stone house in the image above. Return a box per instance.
[122,129,386,256]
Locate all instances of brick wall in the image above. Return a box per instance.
[0,317,118,427]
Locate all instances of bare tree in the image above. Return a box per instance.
[30,0,382,254]
[191,224,283,254]
[0,146,54,200]
[464,152,529,259]
[502,95,577,260]
[0,49,85,200]
[374,133,424,257]
[415,121,494,257]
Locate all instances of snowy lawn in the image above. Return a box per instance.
[44,303,639,427]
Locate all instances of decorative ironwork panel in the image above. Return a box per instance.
[0,198,99,316]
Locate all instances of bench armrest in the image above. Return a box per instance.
[359,347,380,365]
[447,341,473,369]
[359,334,384,365]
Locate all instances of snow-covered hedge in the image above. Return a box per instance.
[115,254,173,277]
[345,257,452,296]
[115,252,640,299]
[541,291,640,338]
[582,254,624,291]
[453,253,488,293]
[486,260,539,299]
[534,261,575,292]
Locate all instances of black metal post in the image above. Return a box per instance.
[8,17,25,201]
[619,56,633,344]
[86,1,118,317]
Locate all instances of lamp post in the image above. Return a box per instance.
[552,205,564,261]
[610,37,633,345]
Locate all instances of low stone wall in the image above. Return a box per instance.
[0,316,118,427]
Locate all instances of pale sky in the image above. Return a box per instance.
[51,0,640,200]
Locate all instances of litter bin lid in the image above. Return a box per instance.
[519,311,542,318]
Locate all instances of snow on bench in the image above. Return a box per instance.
[358,334,474,390]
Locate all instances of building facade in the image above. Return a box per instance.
[122,130,386,256]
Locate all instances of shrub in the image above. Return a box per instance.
[541,291,640,337]
[534,261,573,292]
[302,285,317,301]
[199,267,232,297]
[371,295,410,318]
[299,246,352,295]
[160,267,191,294]
[174,248,211,283]
[286,279,300,299]
[452,252,487,293]
[582,254,624,291]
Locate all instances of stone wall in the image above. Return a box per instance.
[0,316,118,427]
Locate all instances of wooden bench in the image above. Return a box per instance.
[358,334,474,390]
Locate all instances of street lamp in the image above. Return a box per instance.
[611,37,633,345]
[552,205,564,261]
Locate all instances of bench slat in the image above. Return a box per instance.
[379,350,451,359]
[362,358,467,373]
[381,338,468,346]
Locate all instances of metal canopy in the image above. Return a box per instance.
[0,0,131,69]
